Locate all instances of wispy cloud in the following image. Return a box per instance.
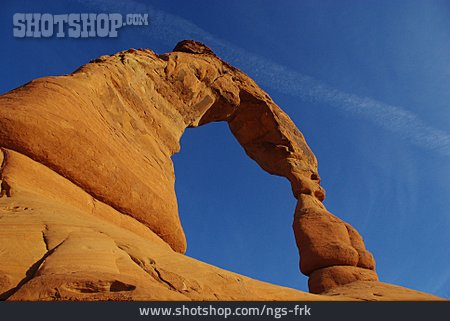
[81,0,450,157]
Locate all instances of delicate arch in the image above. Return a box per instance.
[0,40,376,293]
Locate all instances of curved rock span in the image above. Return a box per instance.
[0,41,442,300]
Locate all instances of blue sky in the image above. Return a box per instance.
[1,0,449,298]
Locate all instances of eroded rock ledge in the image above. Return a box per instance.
[0,41,442,300]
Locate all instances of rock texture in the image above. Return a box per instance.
[0,40,444,301]
[0,148,327,300]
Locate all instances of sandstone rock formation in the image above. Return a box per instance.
[0,40,443,301]
[0,147,326,300]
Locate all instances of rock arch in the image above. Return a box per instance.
[0,40,377,293]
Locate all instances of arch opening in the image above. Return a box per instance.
[172,122,309,292]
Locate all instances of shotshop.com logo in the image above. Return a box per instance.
[13,13,149,38]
